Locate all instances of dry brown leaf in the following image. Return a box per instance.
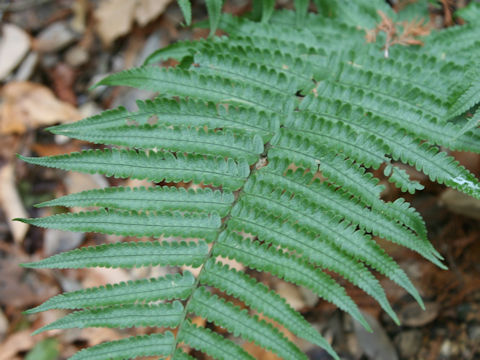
[82,267,132,288]
[95,0,172,46]
[0,81,81,135]
[0,24,30,81]
[135,0,172,26]
[0,330,35,360]
[366,10,431,57]
[79,327,123,346]
[0,163,28,243]
[95,0,137,46]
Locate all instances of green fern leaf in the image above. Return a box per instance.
[36,186,234,216]
[50,97,279,142]
[214,231,372,331]
[178,0,192,26]
[53,125,263,164]
[199,259,340,359]
[19,150,249,190]
[173,349,197,360]
[178,321,255,360]
[188,287,308,360]
[17,6,480,359]
[22,241,208,269]
[205,0,223,36]
[96,66,293,115]
[17,210,220,241]
[69,332,174,360]
[25,272,195,314]
[34,301,184,334]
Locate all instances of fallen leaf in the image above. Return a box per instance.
[0,81,81,135]
[0,330,35,360]
[94,0,137,46]
[0,163,28,243]
[366,10,431,57]
[95,0,172,46]
[135,0,172,26]
[440,188,480,220]
[0,24,31,81]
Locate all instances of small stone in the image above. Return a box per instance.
[0,308,8,341]
[14,52,38,81]
[399,301,439,327]
[353,313,398,360]
[440,339,460,357]
[44,229,84,256]
[33,22,77,53]
[65,45,89,67]
[395,330,422,358]
[0,23,31,80]
[468,325,480,341]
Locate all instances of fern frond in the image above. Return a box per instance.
[69,332,174,360]
[22,240,209,268]
[301,96,480,198]
[192,52,297,95]
[52,125,264,164]
[173,349,197,360]
[26,272,194,314]
[19,5,480,359]
[17,210,220,241]
[214,231,371,330]
[447,67,480,119]
[34,302,184,334]
[199,260,338,358]
[50,97,279,141]
[36,186,234,216]
[19,150,250,190]
[96,66,294,114]
[178,321,255,360]
[188,287,308,360]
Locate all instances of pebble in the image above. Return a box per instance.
[398,301,439,327]
[0,23,30,80]
[468,325,480,341]
[44,229,84,257]
[14,52,38,81]
[440,339,460,357]
[65,45,89,67]
[33,22,77,53]
[395,330,422,358]
[353,313,398,360]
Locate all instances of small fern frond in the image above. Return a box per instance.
[52,125,264,164]
[69,332,175,360]
[17,210,220,241]
[50,97,279,141]
[22,241,209,268]
[36,186,234,216]
[96,66,294,115]
[178,322,256,360]
[19,150,250,190]
[188,287,308,360]
[199,259,337,357]
[19,5,480,359]
[25,272,195,314]
[33,301,184,334]
[214,231,372,330]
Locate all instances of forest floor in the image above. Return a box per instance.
[0,1,479,359]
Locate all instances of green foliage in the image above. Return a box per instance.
[19,2,480,359]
